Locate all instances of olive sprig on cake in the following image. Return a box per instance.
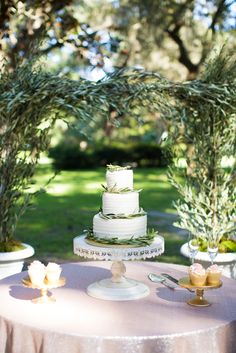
[106,164,132,172]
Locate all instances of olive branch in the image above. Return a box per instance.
[99,209,146,220]
[101,184,142,193]
[85,228,158,246]
[106,164,132,172]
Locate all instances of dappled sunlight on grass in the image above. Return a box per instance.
[134,168,168,180]
[85,182,103,191]
[18,222,45,232]
[137,183,173,190]
[48,183,75,195]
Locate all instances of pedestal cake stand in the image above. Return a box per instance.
[73,234,164,301]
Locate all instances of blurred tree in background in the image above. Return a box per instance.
[2,1,235,78]
[0,0,120,71]
[69,0,236,80]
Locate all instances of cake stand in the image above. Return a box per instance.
[73,234,164,301]
[178,277,222,307]
[22,277,66,304]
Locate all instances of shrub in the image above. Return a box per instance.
[48,143,96,170]
[49,141,168,170]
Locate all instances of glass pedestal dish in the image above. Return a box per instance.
[73,234,164,301]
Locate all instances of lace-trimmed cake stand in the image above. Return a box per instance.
[73,234,164,301]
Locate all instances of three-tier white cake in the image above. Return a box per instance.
[88,165,151,244]
[75,164,164,301]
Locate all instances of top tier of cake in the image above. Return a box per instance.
[106,169,133,190]
[103,167,138,215]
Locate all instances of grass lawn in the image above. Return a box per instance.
[17,164,189,266]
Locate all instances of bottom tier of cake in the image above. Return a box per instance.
[93,213,147,240]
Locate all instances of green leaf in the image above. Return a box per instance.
[220,240,236,252]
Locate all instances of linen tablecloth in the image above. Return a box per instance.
[0,261,235,353]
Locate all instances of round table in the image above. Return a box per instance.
[0,261,235,353]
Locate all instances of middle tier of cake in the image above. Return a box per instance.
[102,191,139,215]
[93,213,147,240]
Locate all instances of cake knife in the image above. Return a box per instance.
[148,273,177,290]
[161,273,194,292]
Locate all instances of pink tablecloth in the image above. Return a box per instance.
[0,261,235,353]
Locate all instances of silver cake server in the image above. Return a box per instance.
[148,273,177,290]
[161,273,194,293]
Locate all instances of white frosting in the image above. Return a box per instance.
[46,262,61,272]
[190,263,203,271]
[189,263,206,276]
[102,192,139,215]
[93,213,147,240]
[46,262,62,284]
[28,261,46,286]
[106,170,133,190]
[207,264,222,273]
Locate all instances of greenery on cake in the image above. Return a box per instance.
[106,164,132,172]
[101,184,142,193]
[85,228,158,246]
[99,208,146,220]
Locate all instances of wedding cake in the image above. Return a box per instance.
[86,165,156,246]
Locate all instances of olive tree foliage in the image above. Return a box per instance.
[0,45,235,252]
[168,47,236,250]
[1,0,235,80]
[84,0,236,80]
[1,1,234,146]
[0,0,119,70]
[0,56,172,247]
